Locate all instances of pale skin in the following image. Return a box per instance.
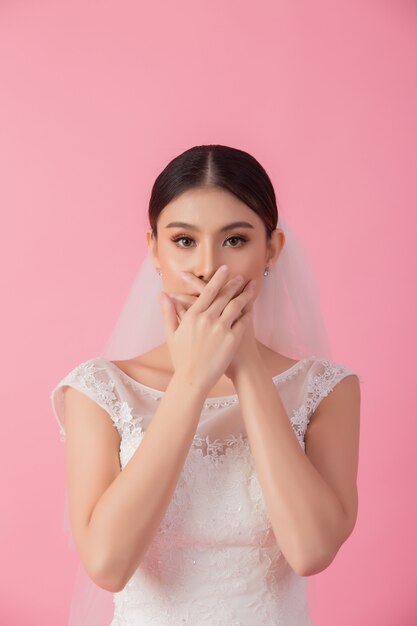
[63,186,360,592]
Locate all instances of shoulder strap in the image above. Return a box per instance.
[50,358,129,442]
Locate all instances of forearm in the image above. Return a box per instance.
[234,359,345,576]
[88,374,206,591]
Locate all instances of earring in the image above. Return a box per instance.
[263,267,270,276]
[156,268,162,277]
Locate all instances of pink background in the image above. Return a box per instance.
[1,0,416,624]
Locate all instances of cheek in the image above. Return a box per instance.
[234,255,264,278]
[164,278,192,295]
[159,262,190,289]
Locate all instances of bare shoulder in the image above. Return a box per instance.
[63,386,121,581]
[304,372,360,545]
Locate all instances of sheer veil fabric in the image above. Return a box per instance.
[100,216,331,362]
[61,215,333,624]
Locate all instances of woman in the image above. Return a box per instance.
[51,144,362,625]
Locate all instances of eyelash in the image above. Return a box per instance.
[171,234,249,249]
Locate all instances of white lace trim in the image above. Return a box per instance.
[291,357,361,440]
[50,356,361,453]
[107,356,311,409]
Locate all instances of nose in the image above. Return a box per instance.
[194,254,224,284]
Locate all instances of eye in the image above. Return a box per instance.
[171,234,248,248]
[226,236,248,247]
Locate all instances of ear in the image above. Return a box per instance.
[146,229,160,268]
[266,228,286,269]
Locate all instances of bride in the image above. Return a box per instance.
[51,143,361,625]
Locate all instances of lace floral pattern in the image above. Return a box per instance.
[50,357,317,449]
[50,359,139,442]
[113,355,310,410]
[290,358,360,445]
[50,356,360,625]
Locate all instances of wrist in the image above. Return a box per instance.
[169,371,210,403]
[232,354,268,389]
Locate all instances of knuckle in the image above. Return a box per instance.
[218,318,228,330]
[200,308,211,319]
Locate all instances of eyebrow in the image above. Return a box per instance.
[165,221,255,233]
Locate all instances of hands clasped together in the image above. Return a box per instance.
[158,265,258,391]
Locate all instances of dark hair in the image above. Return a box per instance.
[148,144,279,242]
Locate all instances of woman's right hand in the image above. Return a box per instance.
[158,265,256,393]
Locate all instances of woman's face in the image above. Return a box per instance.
[146,186,284,300]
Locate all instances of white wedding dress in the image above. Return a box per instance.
[50,355,360,625]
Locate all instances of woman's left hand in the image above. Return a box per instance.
[165,272,260,381]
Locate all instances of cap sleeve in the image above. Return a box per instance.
[307,358,364,418]
[50,358,131,443]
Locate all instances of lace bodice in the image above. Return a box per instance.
[50,355,361,625]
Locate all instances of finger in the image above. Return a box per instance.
[241,299,254,314]
[175,300,187,320]
[169,296,191,322]
[188,265,232,314]
[168,294,197,321]
[205,274,247,318]
[179,271,205,293]
[159,291,179,339]
[240,281,257,313]
[231,308,252,336]
[168,293,197,308]
[220,280,256,326]
[180,269,236,297]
